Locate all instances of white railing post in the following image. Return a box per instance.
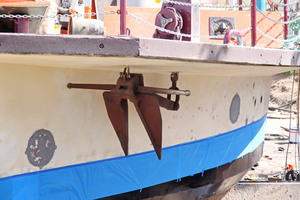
[191,0,200,42]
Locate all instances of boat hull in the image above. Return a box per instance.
[0,35,290,199]
[0,112,266,199]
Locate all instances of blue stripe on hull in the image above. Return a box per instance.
[0,114,267,200]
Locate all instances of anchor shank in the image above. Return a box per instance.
[67,83,115,91]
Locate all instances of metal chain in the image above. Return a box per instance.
[128,12,251,39]
[257,8,300,24]
[257,28,300,42]
[0,11,116,19]
[268,0,300,7]
[161,0,251,8]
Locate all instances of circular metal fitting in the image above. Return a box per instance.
[154,7,183,38]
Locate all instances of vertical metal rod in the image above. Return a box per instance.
[120,0,127,35]
[297,70,300,129]
[297,70,300,173]
[13,18,30,33]
[285,71,296,179]
[251,0,257,46]
[239,0,243,11]
[284,0,288,40]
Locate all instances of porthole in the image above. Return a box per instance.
[229,93,240,124]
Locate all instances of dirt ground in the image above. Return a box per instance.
[243,72,300,182]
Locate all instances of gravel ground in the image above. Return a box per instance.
[223,182,300,200]
[244,111,300,182]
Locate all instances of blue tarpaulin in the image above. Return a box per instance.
[0,114,266,200]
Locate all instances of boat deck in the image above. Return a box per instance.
[0,33,298,76]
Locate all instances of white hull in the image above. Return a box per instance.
[0,34,298,199]
[0,63,271,177]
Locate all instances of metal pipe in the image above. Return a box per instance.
[284,0,288,40]
[297,70,300,173]
[138,86,191,96]
[297,70,300,129]
[223,30,243,46]
[13,18,29,33]
[239,0,243,11]
[251,0,257,47]
[120,0,127,35]
[67,83,115,90]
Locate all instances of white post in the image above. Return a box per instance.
[84,0,92,19]
[70,0,79,14]
[191,0,200,42]
[228,0,235,6]
[298,133,300,173]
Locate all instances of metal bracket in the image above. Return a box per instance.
[67,67,190,160]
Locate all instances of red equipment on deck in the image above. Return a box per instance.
[0,0,49,33]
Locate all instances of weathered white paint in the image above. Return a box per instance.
[0,61,271,178]
[0,54,295,76]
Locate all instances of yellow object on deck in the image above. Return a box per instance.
[54,24,61,34]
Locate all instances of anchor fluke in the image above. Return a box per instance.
[136,94,162,160]
[103,92,129,156]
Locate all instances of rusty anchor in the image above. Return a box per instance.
[67,67,190,159]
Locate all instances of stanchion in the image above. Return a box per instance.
[251,0,257,46]
[284,0,288,39]
[120,0,127,35]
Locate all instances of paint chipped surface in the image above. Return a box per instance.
[25,129,57,169]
